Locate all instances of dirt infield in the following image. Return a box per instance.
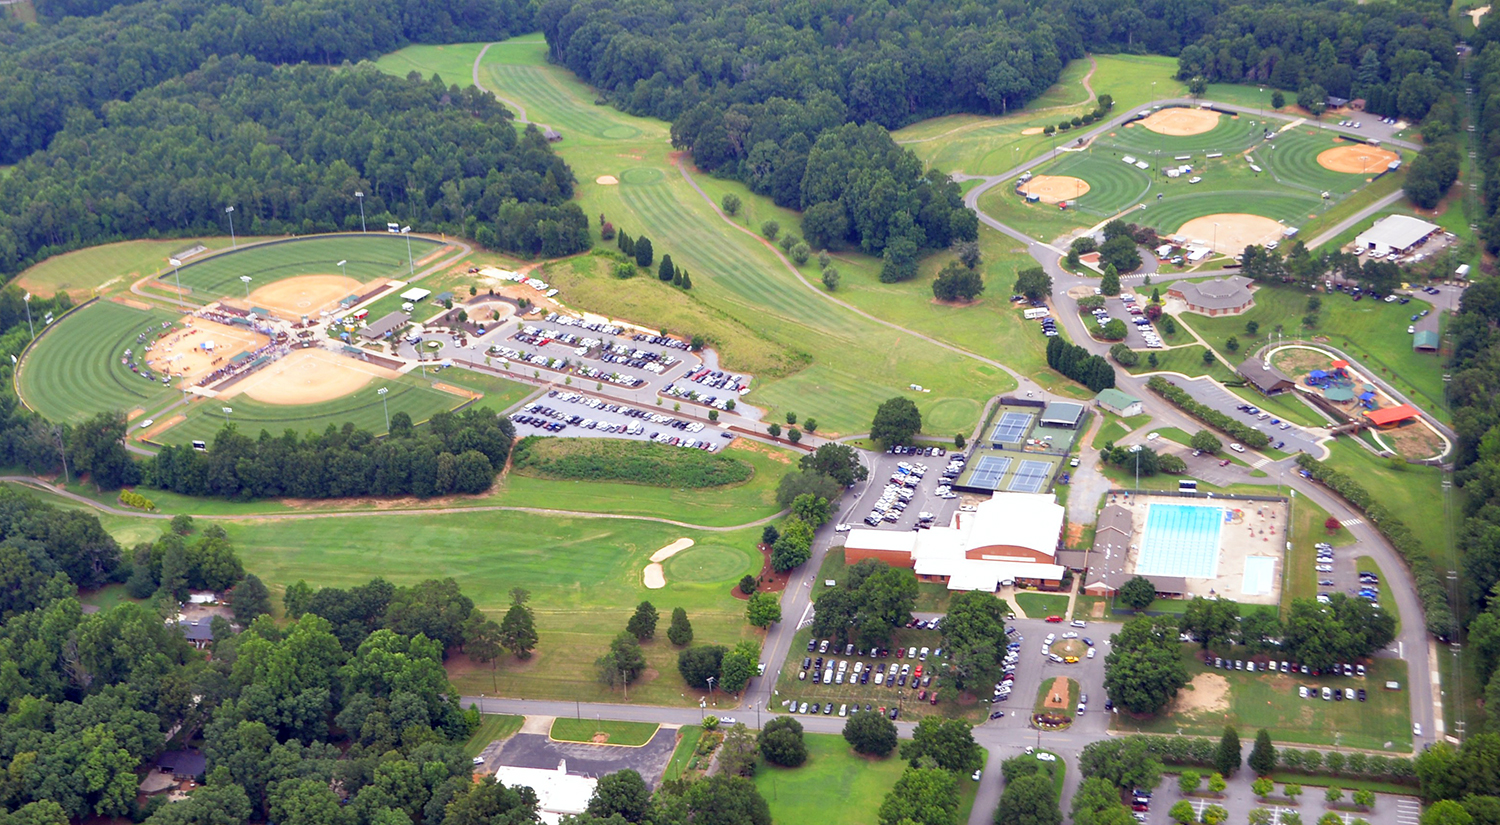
[232,274,365,321]
[226,348,400,405]
[1140,107,1220,136]
[431,382,481,399]
[1020,175,1091,204]
[1179,213,1285,254]
[1042,677,1071,709]
[145,317,269,384]
[1316,144,1400,175]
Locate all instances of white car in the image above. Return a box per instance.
[1188,176,1202,184]
[1037,752,1058,762]
[139,419,155,429]
[972,770,982,781]
[1229,443,1246,453]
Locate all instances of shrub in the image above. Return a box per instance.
[761,220,780,239]
[1110,344,1139,367]
[512,437,753,488]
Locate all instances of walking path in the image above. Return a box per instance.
[471,42,547,129]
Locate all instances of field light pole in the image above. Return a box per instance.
[1131,444,1142,491]
[401,226,414,276]
[1214,223,1219,256]
[337,259,347,279]
[222,406,233,424]
[355,191,366,233]
[225,206,236,249]
[22,292,33,340]
[240,275,252,298]
[169,257,184,303]
[378,387,390,431]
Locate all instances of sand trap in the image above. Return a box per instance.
[1317,144,1400,175]
[1140,107,1220,136]
[227,348,399,405]
[1021,127,1044,136]
[1020,175,1090,204]
[1470,5,1491,26]
[596,175,619,185]
[1174,672,1231,715]
[651,538,694,562]
[1179,213,1285,254]
[235,274,365,321]
[146,317,269,384]
[643,563,666,589]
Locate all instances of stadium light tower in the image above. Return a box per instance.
[240,275,252,298]
[355,191,366,233]
[337,260,347,279]
[169,258,184,303]
[378,387,390,431]
[401,226,414,276]
[22,292,33,339]
[225,206,237,249]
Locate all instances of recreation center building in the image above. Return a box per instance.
[1354,214,1441,257]
[1167,276,1254,316]
[842,493,1067,591]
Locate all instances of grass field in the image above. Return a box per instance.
[550,718,659,745]
[1014,592,1070,618]
[158,235,442,303]
[663,725,703,781]
[14,236,243,299]
[1114,648,1411,750]
[1284,495,1353,610]
[1125,344,1238,384]
[225,511,763,705]
[77,583,143,613]
[19,301,181,422]
[1107,110,1262,155]
[755,734,981,825]
[1260,131,1394,196]
[464,714,523,757]
[1179,285,1449,419]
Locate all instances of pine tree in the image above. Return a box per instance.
[658,254,675,282]
[1215,726,1242,777]
[667,607,693,646]
[680,271,692,290]
[499,602,538,659]
[627,601,659,640]
[1248,729,1277,776]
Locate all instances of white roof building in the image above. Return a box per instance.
[400,287,432,302]
[492,761,596,825]
[843,493,1066,591]
[1355,215,1441,256]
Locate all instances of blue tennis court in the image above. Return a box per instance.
[1136,503,1225,578]
[1007,460,1053,493]
[967,455,1012,489]
[990,412,1033,444]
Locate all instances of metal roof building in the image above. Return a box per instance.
[1354,215,1441,256]
[360,311,410,340]
[1039,401,1086,429]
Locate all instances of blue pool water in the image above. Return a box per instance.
[1136,503,1224,579]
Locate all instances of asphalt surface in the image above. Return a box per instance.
[841,448,962,531]
[511,389,736,448]
[482,728,679,788]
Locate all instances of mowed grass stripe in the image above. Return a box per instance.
[1103,114,1260,155]
[1262,132,1377,195]
[1140,191,1321,233]
[173,236,438,299]
[485,63,623,138]
[1048,153,1153,214]
[20,302,180,421]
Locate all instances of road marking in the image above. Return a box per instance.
[1252,457,1272,469]
[1339,517,1364,527]
[798,602,816,629]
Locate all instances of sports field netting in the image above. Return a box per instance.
[1136,503,1225,578]
[1007,460,1053,493]
[967,455,1012,490]
[990,412,1033,444]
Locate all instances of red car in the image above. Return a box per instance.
[1220,459,1231,466]
[1045,615,1064,623]
[1133,804,1150,812]
[918,690,927,701]
[930,693,939,705]
[914,665,923,678]
[897,648,906,659]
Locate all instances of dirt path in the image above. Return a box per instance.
[896,55,1097,146]
[472,42,549,130]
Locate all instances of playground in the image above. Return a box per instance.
[1269,346,1449,459]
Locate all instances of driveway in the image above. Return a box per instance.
[483,725,681,788]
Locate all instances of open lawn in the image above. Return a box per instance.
[755,734,982,825]
[463,715,523,757]
[663,725,703,781]
[15,236,243,299]
[1222,385,1328,429]
[223,510,764,706]
[1115,647,1411,750]
[1318,442,1449,563]
[371,42,486,89]
[550,718,659,746]
[1125,344,1238,384]
[1285,495,1353,611]
[77,584,143,614]
[1179,285,1448,418]
[1093,412,1152,448]
[1014,592,1070,619]
[19,301,181,423]
[155,235,443,303]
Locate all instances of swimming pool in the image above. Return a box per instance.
[1136,503,1224,579]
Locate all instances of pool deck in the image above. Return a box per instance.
[1111,493,1288,606]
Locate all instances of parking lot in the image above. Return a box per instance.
[842,447,964,532]
[781,627,951,722]
[1170,377,1323,455]
[510,389,737,449]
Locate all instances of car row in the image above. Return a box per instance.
[1208,655,1368,679]
[488,344,646,387]
[1298,685,1368,702]
[681,367,749,395]
[992,640,1023,703]
[542,312,625,337]
[888,444,947,456]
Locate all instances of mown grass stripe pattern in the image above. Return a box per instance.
[170,236,439,300]
[19,301,179,421]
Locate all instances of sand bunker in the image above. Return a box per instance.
[237,274,365,321]
[642,538,693,589]
[1140,107,1220,136]
[1179,213,1285,254]
[1020,175,1090,204]
[146,317,269,384]
[227,348,399,405]
[1021,127,1044,136]
[1174,672,1231,715]
[596,175,619,185]
[1317,144,1400,175]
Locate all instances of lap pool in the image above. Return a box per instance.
[1135,503,1224,579]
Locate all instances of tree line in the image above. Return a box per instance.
[1175,0,1456,122]
[0,57,588,277]
[1047,336,1117,393]
[0,0,535,165]
[145,407,514,500]
[1469,41,1500,254]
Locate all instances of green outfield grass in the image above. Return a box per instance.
[1114,648,1411,751]
[224,510,764,705]
[1105,110,1260,155]
[159,235,442,302]
[550,718,659,745]
[464,715,523,757]
[15,236,243,299]
[1040,152,1155,216]
[1261,131,1395,196]
[19,301,181,422]
[153,371,467,444]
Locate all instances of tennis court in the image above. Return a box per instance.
[990,412,1033,444]
[967,455,1012,489]
[1008,460,1053,493]
[1135,503,1225,578]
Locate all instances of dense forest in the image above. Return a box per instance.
[146,407,515,500]
[1472,42,1500,254]
[0,0,534,164]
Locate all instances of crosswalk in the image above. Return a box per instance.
[1340,517,1364,527]
[1251,457,1272,469]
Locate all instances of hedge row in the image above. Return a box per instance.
[1130,735,1416,784]
[1147,376,1271,449]
[1295,454,1455,636]
[511,436,754,488]
[119,490,155,510]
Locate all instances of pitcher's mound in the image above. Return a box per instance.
[1317,144,1399,175]
[596,175,619,185]
[1140,108,1220,136]
[1020,175,1090,204]
[1179,213,1285,254]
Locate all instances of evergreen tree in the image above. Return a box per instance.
[499,602,538,659]
[635,237,654,268]
[232,574,272,623]
[667,607,693,646]
[1101,265,1121,296]
[1248,729,1277,776]
[658,254,675,282]
[627,601,659,640]
[1215,726,1242,777]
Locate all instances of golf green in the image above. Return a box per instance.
[665,543,755,583]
